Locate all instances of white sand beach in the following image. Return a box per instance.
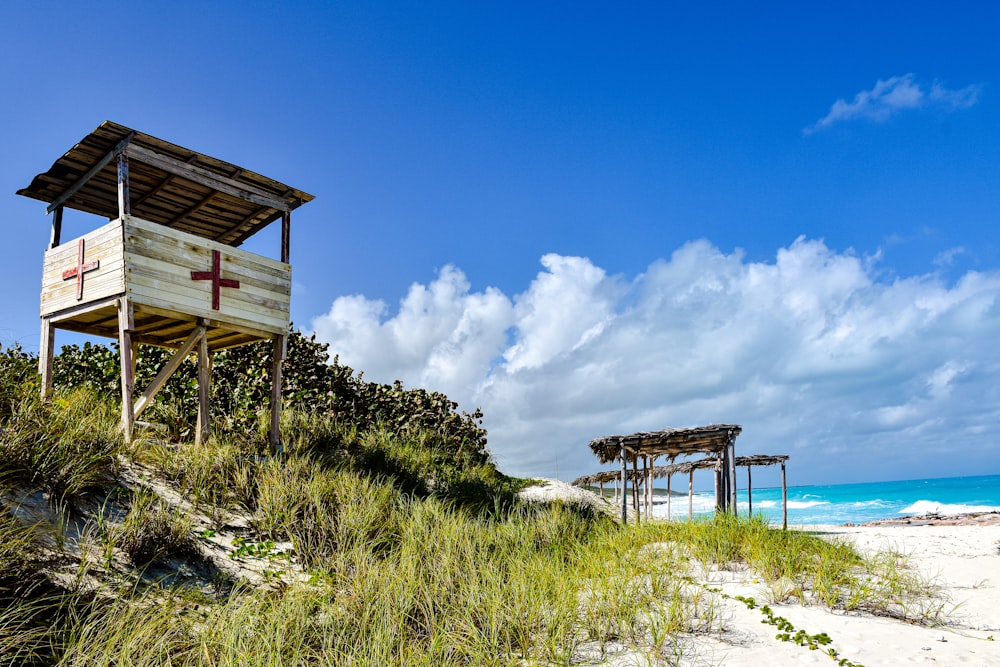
[674,523,1000,666]
[517,481,1000,665]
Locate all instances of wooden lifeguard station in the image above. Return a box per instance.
[18,121,314,447]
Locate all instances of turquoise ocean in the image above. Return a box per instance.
[648,473,1000,525]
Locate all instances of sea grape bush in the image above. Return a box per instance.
[16,330,489,466]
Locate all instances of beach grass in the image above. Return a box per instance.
[0,362,943,665]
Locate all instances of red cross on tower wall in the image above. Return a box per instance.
[191,249,240,310]
[61,238,100,301]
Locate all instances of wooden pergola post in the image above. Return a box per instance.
[620,442,628,524]
[714,455,724,512]
[688,468,694,520]
[666,472,672,520]
[632,457,640,522]
[727,437,738,513]
[781,461,788,530]
[746,464,752,516]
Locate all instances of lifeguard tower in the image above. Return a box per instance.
[18,121,314,447]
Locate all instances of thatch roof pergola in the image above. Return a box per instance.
[588,424,742,464]
[573,454,788,486]
[586,424,742,525]
[574,453,790,529]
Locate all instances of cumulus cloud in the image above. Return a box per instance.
[805,74,981,134]
[311,238,1000,484]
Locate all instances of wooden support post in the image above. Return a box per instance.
[727,440,738,514]
[747,465,752,517]
[666,472,672,521]
[281,211,291,263]
[133,326,204,420]
[117,153,130,218]
[643,456,649,519]
[118,298,135,440]
[38,317,54,400]
[632,457,640,523]
[196,329,211,445]
[620,443,627,524]
[269,334,285,452]
[781,462,788,531]
[688,469,694,520]
[715,457,724,513]
[49,206,63,249]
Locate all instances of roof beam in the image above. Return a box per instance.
[47,134,134,214]
[123,144,289,212]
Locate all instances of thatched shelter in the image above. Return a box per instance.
[587,425,742,524]
[575,451,790,529]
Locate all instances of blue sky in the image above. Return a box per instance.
[3,2,999,486]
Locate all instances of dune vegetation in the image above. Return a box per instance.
[0,336,938,666]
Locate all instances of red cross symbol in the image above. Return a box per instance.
[191,249,240,310]
[62,238,100,301]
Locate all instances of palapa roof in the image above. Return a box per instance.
[573,454,788,487]
[588,424,742,465]
[17,120,314,247]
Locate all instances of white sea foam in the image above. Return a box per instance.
[853,500,890,508]
[648,493,717,517]
[900,500,1000,516]
[786,500,830,510]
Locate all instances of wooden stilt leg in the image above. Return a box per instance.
[39,317,54,400]
[269,334,285,452]
[196,330,211,445]
[118,298,135,441]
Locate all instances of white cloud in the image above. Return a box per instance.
[312,265,514,401]
[805,74,982,134]
[311,239,1000,485]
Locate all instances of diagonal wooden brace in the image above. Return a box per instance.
[133,325,206,420]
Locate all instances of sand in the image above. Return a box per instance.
[518,480,1000,665]
[673,522,1000,666]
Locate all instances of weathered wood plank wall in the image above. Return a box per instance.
[40,216,290,337]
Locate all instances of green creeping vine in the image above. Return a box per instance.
[230,537,288,561]
[716,592,865,667]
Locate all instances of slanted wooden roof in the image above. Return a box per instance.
[573,454,787,487]
[17,120,314,247]
[588,424,742,465]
